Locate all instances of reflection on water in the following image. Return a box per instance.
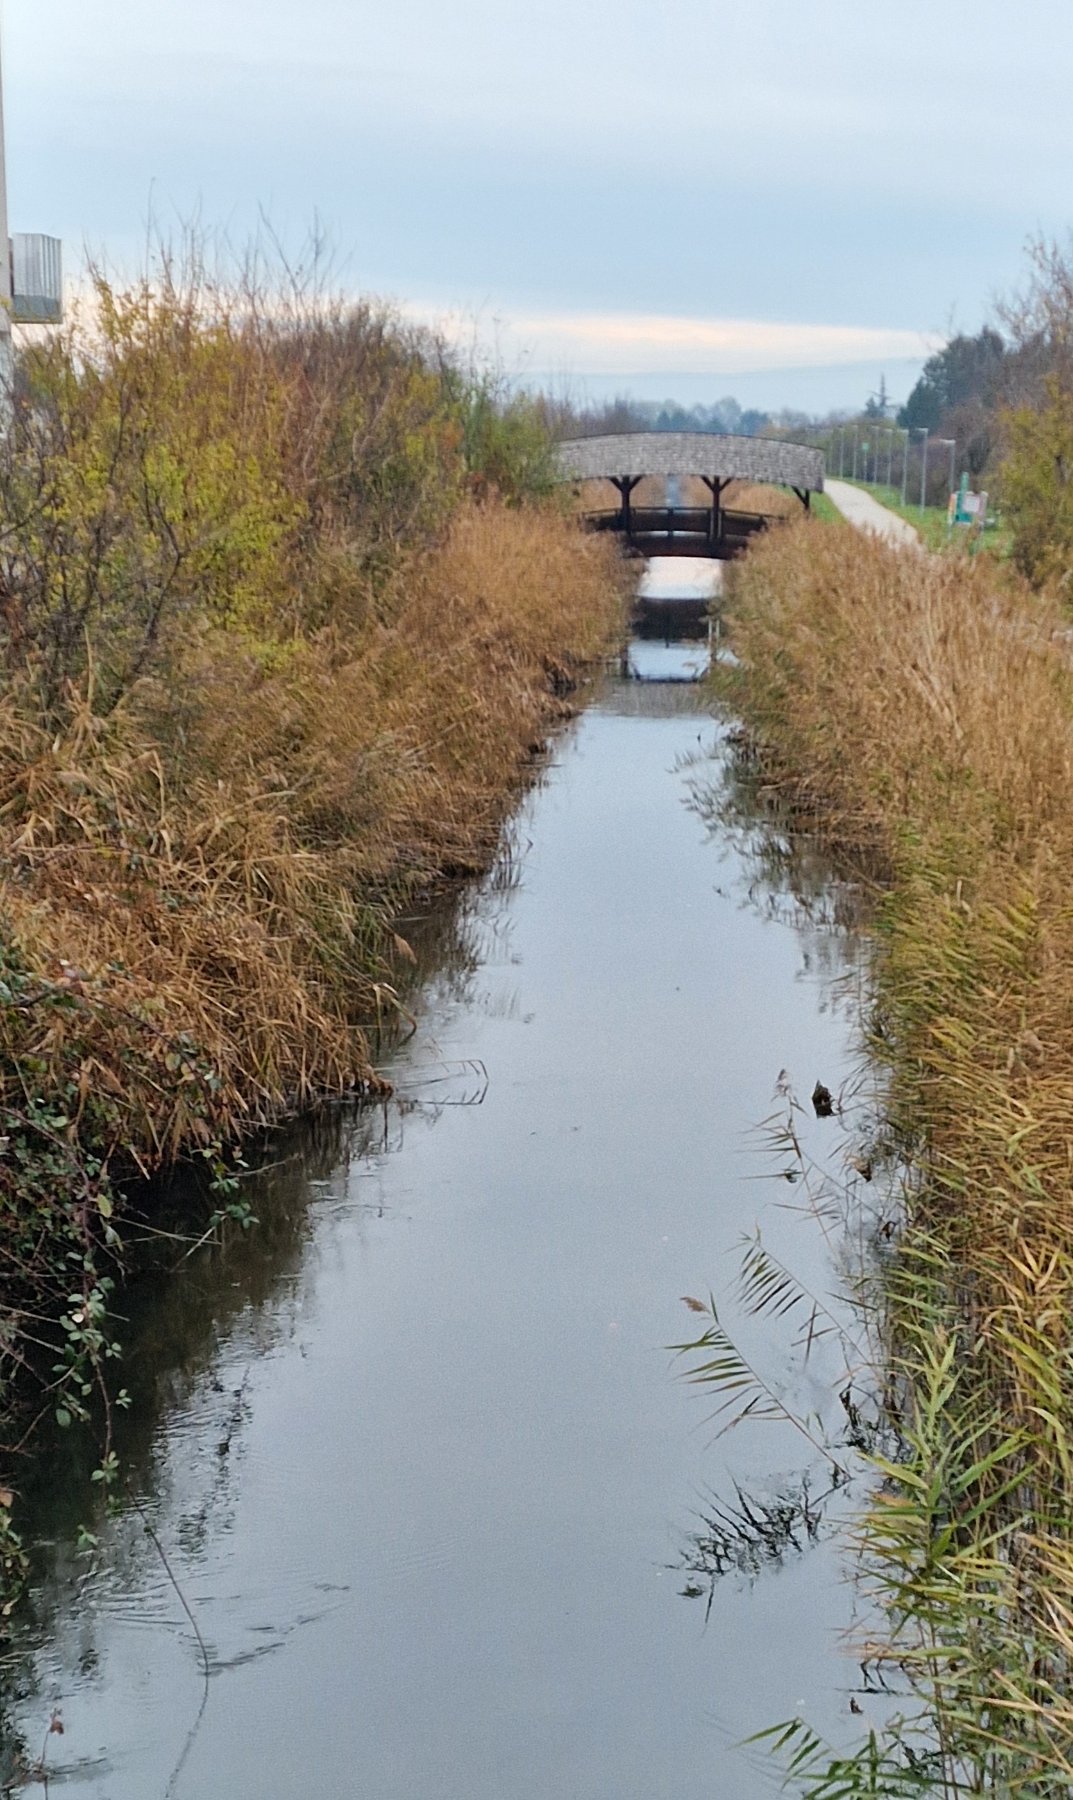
[4,651,870,1799]
[625,639,709,683]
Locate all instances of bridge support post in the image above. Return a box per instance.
[610,475,642,541]
[701,476,727,549]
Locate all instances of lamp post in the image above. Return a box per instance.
[900,428,912,506]
[918,428,930,513]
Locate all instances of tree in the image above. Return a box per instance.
[997,241,1073,583]
[864,374,890,419]
[709,396,742,434]
[1000,377,1073,586]
[897,330,1006,432]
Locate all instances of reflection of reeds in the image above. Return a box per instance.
[677,1474,827,1603]
[714,517,1073,1791]
[0,263,627,1520]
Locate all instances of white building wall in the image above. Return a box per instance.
[0,35,10,308]
[12,235,62,322]
[0,33,12,400]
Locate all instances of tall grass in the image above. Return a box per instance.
[684,476,802,517]
[717,519,1073,1790]
[0,254,625,1538]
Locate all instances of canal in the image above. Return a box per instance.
[3,625,870,1797]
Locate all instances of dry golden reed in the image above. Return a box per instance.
[0,501,624,1165]
[0,261,626,1587]
[679,475,800,516]
[724,517,1073,1786]
[725,517,1073,1330]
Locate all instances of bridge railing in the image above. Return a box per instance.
[580,505,773,555]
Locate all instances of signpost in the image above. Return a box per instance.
[947,473,988,547]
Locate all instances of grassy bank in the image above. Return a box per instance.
[0,264,625,1541]
[718,519,1073,1790]
[832,476,944,543]
[836,477,1015,559]
[806,490,845,526]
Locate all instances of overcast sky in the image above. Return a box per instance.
[5,0,1071,408]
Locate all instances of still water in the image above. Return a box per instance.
[5,639,870,1798]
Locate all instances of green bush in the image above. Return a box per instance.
[1000,377,1073,587]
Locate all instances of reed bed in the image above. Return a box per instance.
[573,474,800,518]
[719,518,1073,1791]
[0,265,626,1538]
[678,475,800,516]
[0,503,621,1150]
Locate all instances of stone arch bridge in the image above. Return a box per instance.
[556,431,825,558]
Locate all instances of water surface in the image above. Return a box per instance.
[6,645,868,1798]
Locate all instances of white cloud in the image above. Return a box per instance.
[409,304,936,377]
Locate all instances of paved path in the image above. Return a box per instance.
[825,478,921,549]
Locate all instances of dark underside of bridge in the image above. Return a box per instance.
[582,493,807,559]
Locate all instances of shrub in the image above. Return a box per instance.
[1000,377,1073,587]
[0,253,626,1517]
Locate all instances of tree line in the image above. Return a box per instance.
[548,237,1073,583]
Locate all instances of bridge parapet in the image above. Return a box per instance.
[556,430,824,559]
[555,431,824,492]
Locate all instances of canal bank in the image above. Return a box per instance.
[3,634,872,1799]
[718,512,1073,1790]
